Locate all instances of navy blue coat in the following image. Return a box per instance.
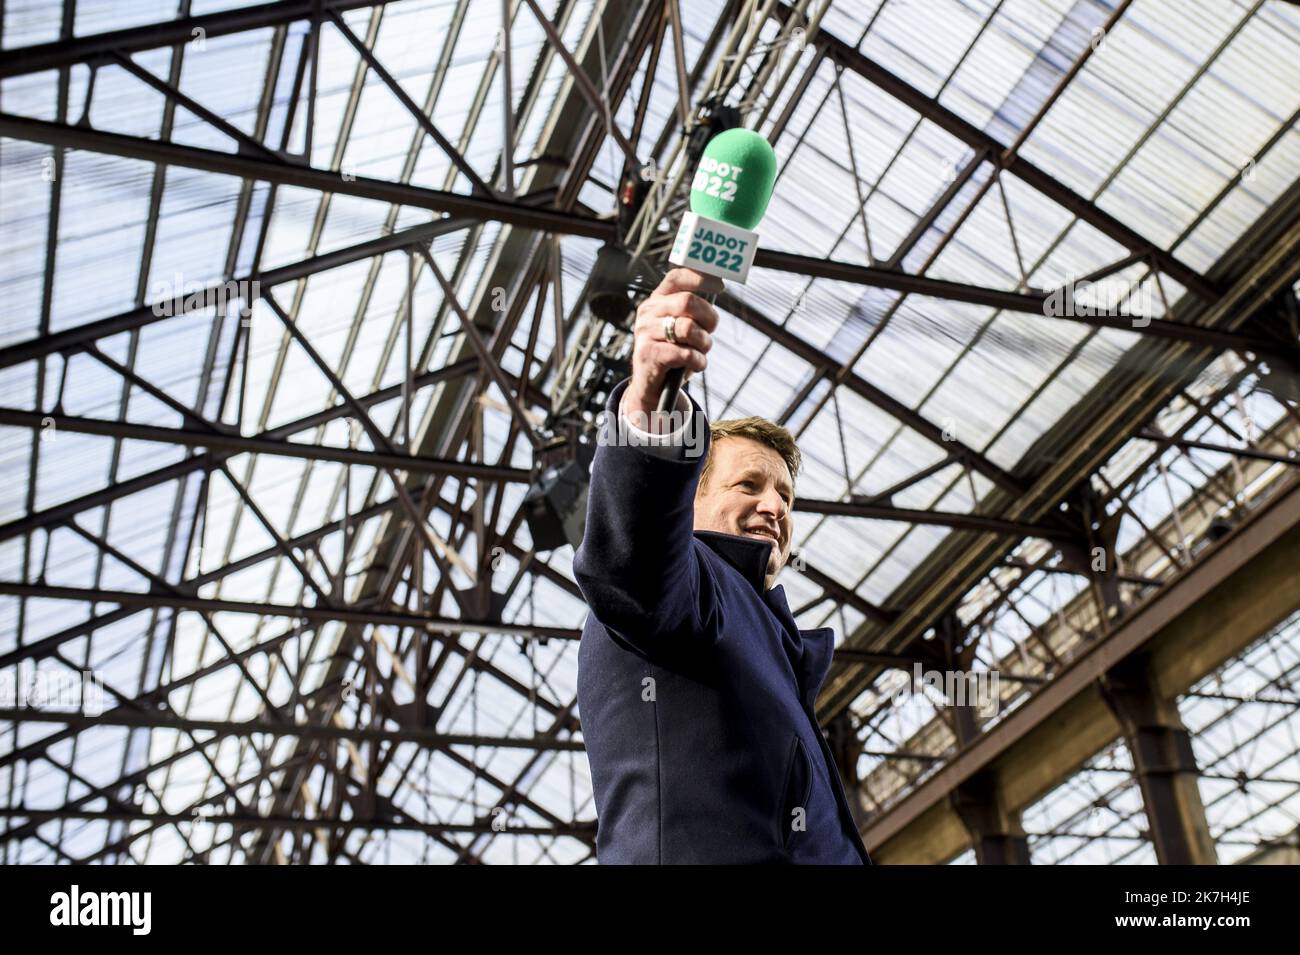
[573,379,872,864]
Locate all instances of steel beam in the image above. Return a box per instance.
[796,557,896,627]
[862,473,1300,862]
[0,359,481,545]
[795,496,1074,541]
[0,707,582,752]
[0,113,617,240]
[772,2,1220,303]
[0,807,595,840]
[1141,430,1300,467]
[717,289,1027,494]
[0,408,529,482]
[0,0,391,79]
[0,582,580,640]
[0,214,499,371]
[754,249,1296,358]
[820,200,1300,725]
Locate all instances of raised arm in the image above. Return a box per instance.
[572,269,724,649]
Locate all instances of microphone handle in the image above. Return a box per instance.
[656,368,686,416]
[656,284,717,416]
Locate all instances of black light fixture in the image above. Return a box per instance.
[587,241,636,328]
[684,99,742,170]
[523,437,596,552]
[586,159,662,329]
[616,166,652,234]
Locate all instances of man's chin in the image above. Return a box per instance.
[735,530,786,573]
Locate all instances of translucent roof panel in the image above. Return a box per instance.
[1,0,1297,866]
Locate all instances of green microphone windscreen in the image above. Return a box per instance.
[688,128,776,230]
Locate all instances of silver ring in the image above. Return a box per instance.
[663,316,677,344]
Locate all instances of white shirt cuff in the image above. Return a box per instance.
[618,390,694,456]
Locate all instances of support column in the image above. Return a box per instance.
[949,771,1033,864]
[826,711,869,827]
[1099,653,1218,864]
[940,613,1031,864]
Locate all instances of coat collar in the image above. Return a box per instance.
[693,530,837,708]
[693,529,770,592]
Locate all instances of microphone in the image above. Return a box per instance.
[657,127,777,415]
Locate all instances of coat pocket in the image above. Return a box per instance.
[778,734,814,850]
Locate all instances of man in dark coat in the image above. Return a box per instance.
[573,268,872,864]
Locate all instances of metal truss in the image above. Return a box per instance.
[1,0,1298,865]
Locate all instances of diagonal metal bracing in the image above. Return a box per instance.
[80,343,231,433]
[0,0,396,80]
[236,7,650,862]
[258,287,486,593]
[0,214,481,371]
[61,524,298,728]
[0,0,613,867]
[0,357,484,545]
[107,50,288,164]
[796,557,894,627]
[822,207,1300,729]
[0,113,617,238]
[256,0,664,860]
[10,0,1289,867]
[449,695,583,864]
[413,244,544,450]
[520,0,638,167]
[717,289,1027,494]
[771,2,1220,303]
[325,9,494,198]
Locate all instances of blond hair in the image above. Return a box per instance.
[699,417,802,494]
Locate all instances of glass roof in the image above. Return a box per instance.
[2,0,1298,864]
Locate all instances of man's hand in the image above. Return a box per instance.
[623,268,724,423]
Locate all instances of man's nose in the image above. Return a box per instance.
[756,488,786,521]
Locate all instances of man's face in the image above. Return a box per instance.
[693,436,795,588]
